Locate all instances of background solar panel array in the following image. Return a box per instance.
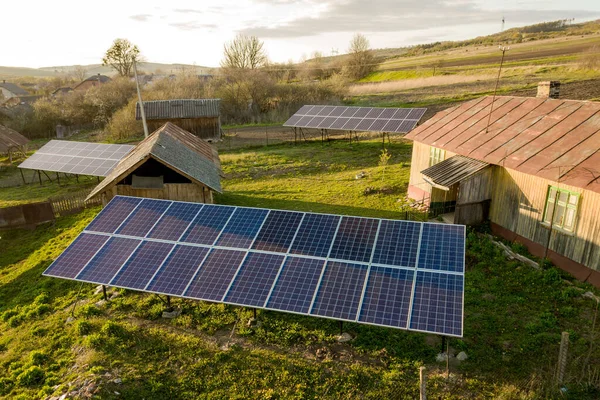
[19,140,134,177]
[44,196,465,337]
[283,105,427,133]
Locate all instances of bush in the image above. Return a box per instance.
[29,351,49,366]
[101,321,127,338]
[79,304,102,318]
[0,377,14,395]
[7,314,24,328]
[16,366,45,387]
[0,309,19,323]
[33,292,50,304]
[75,320,93,336]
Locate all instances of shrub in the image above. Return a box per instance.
[79,304,102,318]
[29,351,49,366]
[16,366,45,387]
[0,377,14,395]
[0,309,19,323]
[7,314,24,328]
[75,320,93,336]
[101,321,127,338]
[33,292,50,304]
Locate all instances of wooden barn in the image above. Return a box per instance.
[136,99,221,141]
[86,122,222,204]
[405,82,600,287]
[0,124,29,162]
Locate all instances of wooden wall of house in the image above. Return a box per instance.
[102,183,214,204]
[408,141,456,203]
[147,118,220,140]
[490,167,600,271]
[457,167,492,205]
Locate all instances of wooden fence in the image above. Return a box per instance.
[49,191,102,217]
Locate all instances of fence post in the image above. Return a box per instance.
[557,331,569,385]
[419,366,427,400]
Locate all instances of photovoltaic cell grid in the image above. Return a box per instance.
[43,196,465,337]
[283,105,427,133]
[19,140,134,177]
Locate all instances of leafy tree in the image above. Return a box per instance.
[221,34,268,69]
[102,38,141,77]
[345,33,377,80]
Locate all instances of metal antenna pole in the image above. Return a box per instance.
[134,59,149,138]
[485,46,509,134]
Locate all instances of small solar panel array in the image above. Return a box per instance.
[19,140,134,177]
[44,196,465,337]
[283,105,427,133]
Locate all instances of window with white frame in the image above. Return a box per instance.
[542,186,580,232]
[429,147,445,167]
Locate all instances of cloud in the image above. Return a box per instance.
[129,14,152,22]
[169,21,219,31]
[239,0,598,38]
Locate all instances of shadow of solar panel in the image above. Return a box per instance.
[225,252,285,307]
[408,108,426,119]
[311,261,368,321]
[216,208,269,248]
[116,199,171,237]
[266,257,325,313]
[290,213,340,257]
[330,117,349,129]
[409,271,463,336]
[379,109,396,118]
[368,119,388,132]
[373,220,421,267]
[43,233,109,279]
[307,116,326,128]
[340,108,358,117]
[393,109,410,119]
[318,117,336,128]
[147,202,204,241]
[76,237,141,284]
[184,249,247,301]
[111,241,174,290]
[328,107,347,117]
[297,116,314,127]
[365,108,384,118]
[146,245,209,295]
[342,118,361,130]
[86,197,142,233]
[252,210,304,252]
[355,119,375,131]
[418,224,465,272]
[284,115,302,126]
[329,217,379,262]
[181,205,235,245]
[358,267,414,328]
[318,106,335,116]
[352,108,371,118]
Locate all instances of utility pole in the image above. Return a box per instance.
[134,59,149,138]
[485,46,510,134]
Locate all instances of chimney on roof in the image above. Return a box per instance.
[537,81,560,99]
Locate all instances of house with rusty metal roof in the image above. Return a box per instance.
[405,81,600,287]
[87,122,221,204]
[136,99,221,141]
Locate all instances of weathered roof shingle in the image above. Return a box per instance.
[0,124,29,153]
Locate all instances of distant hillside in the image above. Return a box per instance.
[0,62,212,79]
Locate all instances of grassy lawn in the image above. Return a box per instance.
[1,139,600,399]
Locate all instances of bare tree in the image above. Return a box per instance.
[73,65,88,81]
[345,33,377,80]
[102,38,141,77]
[221,34,268,69]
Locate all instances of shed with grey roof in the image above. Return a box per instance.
[136,99,221,141]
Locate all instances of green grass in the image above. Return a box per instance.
[1,140,600,399]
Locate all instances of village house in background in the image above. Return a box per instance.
[87,122,222,204]
[73,74,111,92]
[136,99,222,141]
[405,81,600,286]
[0,80,29,99]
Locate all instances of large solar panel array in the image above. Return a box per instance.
[44,196,465,337]
[19,140,134,177]
[283,105,427,133]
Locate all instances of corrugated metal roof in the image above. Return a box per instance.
[87,122,222,200]
[405,96,600,194]
[421,155,489,190]
[0,124,29,153]
[136,99,220,120]
[0,82,28,96]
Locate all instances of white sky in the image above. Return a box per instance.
[3,0,600,68]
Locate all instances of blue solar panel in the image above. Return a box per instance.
[147,202,203,241]
[43,233,109,279]
[146,245,209,295]
[110,241,174,290]
[409,271,463,336]
[329,217,379,262]
[116,199,171,237]
[183,249,246,301]
[418,224,465,272]
[372,220,421,267]
[358,267,414,328]
[224,253,284,307]
[289,213,340,257]
[266,257,325,313]
[86,196,141,233]
[252,211,304,252]
[311,261,368,321]
[76,237,141,284]
[215,208,269,249]
[181,205,235,245]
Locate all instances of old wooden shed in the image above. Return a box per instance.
[87,122,222,204]
[405,84,600,287]
[136,99,221,141]
[0,124,29,161]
